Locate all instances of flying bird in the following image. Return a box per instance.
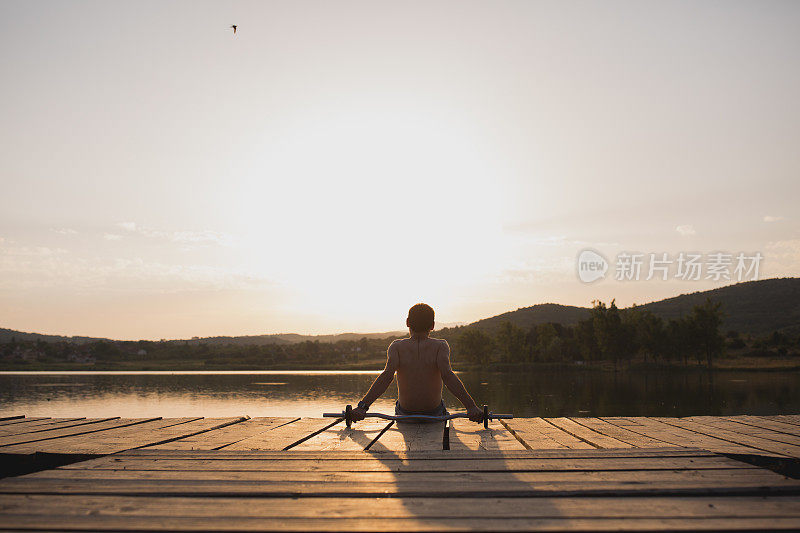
[231,24,237,34]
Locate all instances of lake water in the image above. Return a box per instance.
[1,369,799,418]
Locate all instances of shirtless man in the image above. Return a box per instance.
[351,303,483,423]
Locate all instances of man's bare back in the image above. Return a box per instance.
[352,304,483,423]
[392,336,448,412]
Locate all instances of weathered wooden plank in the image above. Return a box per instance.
[601,416,648,427]
[37,418,243,454]
[569,418,678,448]
[2,471,793,497]
[599,417,771,455]
[117,447,714,460]
[504,418,594,449]
[726,415,800,437]
[0,418,247,455]
[657,417,800,457]
[547,418,633,448]
[0,418,117,437]
[376,421,452,452]
[0,418,194,454]
[24,469,767,484]
[224,418,340,451]
[293,419,392,451]
[764,415,800,426]
[0,418,161,449]
[691,416,800,447]
[410,421,451,451]
[5,495,800,520]
[366,421,424,452]
[0,417,85,433]
[499,419,567,449]
[146,418,297,450]
[4,515,800,532]
[449,419,526,451]
[63,455,752,472]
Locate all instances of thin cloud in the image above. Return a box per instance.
[764,239,800,276]
[116,221,137,231]
[676,225,696,236]
[103,233,123,241]
[170,230,229,245]
[763,215,785,223]
[0,247,270,292]
[53,228,78,235]
[113,222,229,247]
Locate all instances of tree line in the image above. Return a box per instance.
[2,297,798,371]
[451,298,766,370]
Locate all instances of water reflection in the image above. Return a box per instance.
[0,369,798,418]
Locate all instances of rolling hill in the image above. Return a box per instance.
[464,278,800,337]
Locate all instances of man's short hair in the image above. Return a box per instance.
[408,303,435,333]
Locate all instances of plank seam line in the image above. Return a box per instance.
[6,513,800,520]
[0,418,163,448]
[720,417,800,440]
[653,418,793,458]
[0,417,55,427]
[0,418,117,437]
[282,418,343,451]
[498,419,533,450]
[567,418,672,448]
[364,420,394,451]
[213,418,301,450]
[1,417,85,428]
[597,418,692,450]
[5,488,800,498]
[101,451,721,460]
[154,417,205,430]
[50,466,756,473]
[122,417,251,453]
[542,418,602,449]
[756,415,800,429]
[711,421,800,448]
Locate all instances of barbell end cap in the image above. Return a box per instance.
[483,404,489,429]
[345,404,352,428]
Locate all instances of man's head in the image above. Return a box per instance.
[406,303,435,333]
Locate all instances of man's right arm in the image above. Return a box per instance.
[351,341,399,421]
[436,340,483,422]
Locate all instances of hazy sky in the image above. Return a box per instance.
[1,1,798,339]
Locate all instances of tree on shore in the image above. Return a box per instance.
[690,297,725,370]
[456,328,494,365]
[591,299,635,372]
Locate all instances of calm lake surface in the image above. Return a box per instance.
[1,369,799,418]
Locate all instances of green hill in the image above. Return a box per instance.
[466,303,591,333]
[637,278,800,336]
[465,278,800,337]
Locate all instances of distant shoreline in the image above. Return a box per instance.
[3,356,799,373]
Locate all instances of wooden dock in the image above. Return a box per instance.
[2,414,800,531]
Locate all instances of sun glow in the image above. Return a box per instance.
[231,103,511,326]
